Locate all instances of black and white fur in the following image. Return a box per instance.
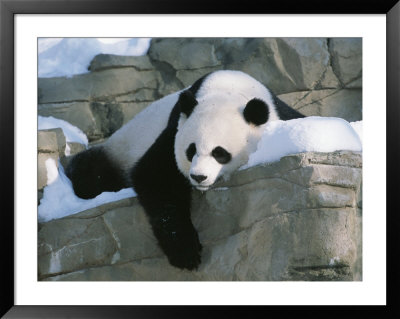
[66,70,304,270]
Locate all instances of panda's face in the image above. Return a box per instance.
[175,92,269,191]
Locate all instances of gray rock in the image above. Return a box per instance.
[149,38,221,70]
[37,128,67,190]
[278,88,362,121]
[317,89,362,121]
[39,102,100,141]
[66,142,86,155]
[213,38,330,94]
[38,100,136,141]
[38,128,66,154]
[119,101,151,125]
[318,65,341,89]
[114,88,158,103]
[329,38,362,86]
[277,38,330,90]
[38,151,362,281]
[38,216,117,278]
[38,68,160,104]
[235,207,358,281]
[89,54,154,72]
[101,203,162,263]
[176,67,221,87]
[43,257,199,281]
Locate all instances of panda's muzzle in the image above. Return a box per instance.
[190,174,207,183]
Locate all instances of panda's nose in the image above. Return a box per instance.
[190,174,207,183]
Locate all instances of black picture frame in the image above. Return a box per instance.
[1,0,399,317]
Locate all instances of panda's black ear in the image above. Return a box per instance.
[178,90,198,117]
[243,98,269,126]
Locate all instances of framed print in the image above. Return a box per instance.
[1,0,399,317]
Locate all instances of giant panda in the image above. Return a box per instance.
[66,70,304,270]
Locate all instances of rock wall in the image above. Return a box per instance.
[38,38,362,281]
[38,38,362,142]
[39,151,362,281]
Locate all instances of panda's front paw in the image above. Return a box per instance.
[164,224,202,271]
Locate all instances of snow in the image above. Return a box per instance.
[38,115,89,154]
[38,160,136,223]
[45,158,58,185]
[350,120,363,144]
[38,116,136,223]
[329,256,341,266]
[38,38,151,78]
[241,117,362,169]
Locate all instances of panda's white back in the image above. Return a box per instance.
[104,91,180,172]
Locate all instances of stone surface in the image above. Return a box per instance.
[89,54,154,72]
[66,142,86,155]
[39,102,101,141]
[37,128,66,190]
[38,68,160,104]
[38,151,362,281]
[119,101,151,125]
[328,38,362,86]
[278,88,362,121]
[38,128,66,154]
[38,217,117,277]
[149,38,221,70]
[214,38,330,94]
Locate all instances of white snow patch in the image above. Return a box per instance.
[65,143,71,156]
[38,116,89,151]
[111,251,121,265]
[241,117,362,169]
[329,256,341,266]
[38,162,136,223]
[38,38,151,78]
[350,120,363,144]
[49,250,62,274]
[45,158,59,185]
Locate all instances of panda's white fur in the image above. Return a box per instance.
[66,70,304,270]
[104,70,279,186]
[104,91,180,173]
[175,71,280,190]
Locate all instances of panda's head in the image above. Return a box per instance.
[174,90,271,191]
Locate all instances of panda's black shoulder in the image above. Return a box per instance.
[271,92,305,120]
[167,72,211,128]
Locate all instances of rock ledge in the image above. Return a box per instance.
[38,150,362,281]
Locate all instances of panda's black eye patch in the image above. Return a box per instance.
[211,146,232,164]
[186,143,196,162]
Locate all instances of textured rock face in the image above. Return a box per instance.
[37,128,66,190]
[38,65,162,141]
[38,128,85,205]
[38,151,362,281]
[38,38,362,142]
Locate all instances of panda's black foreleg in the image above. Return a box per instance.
[146,203,202,270]
[131,126,202,271]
